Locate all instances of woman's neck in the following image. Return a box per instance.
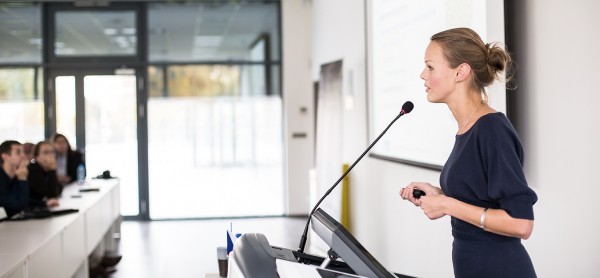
[446,89,485,133]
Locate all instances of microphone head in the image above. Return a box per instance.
[401,101,414,114]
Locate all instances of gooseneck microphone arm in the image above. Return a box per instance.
[297,101,414,255]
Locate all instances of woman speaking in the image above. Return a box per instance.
[399,28,538,277]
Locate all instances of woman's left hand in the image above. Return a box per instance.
[419,195,452,220]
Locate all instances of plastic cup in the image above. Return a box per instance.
[217,246,228,277]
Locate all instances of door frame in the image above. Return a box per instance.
[43,2,150,220]
[46,66,150,220]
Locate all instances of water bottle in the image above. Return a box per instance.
[77,163,85,185]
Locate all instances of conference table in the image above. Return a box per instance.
[0,179,120,278]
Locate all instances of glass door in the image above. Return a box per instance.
[52,70,140,216]
[84,74,139,216]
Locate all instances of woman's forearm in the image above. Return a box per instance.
[444,197,534,239]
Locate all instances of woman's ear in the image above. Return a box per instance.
[455,63,472,82]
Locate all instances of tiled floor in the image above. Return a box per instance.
[111,217,307,277]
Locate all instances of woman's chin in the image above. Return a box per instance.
[426,94,437,103]
[427,96,445,104]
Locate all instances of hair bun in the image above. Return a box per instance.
[486,42,507,73]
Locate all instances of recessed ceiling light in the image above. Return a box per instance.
[121,27,136,35]
[104,28,117,36]
[194,36,222,47]
[29,38,42,45]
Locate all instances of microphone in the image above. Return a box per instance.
[296,101,414,255]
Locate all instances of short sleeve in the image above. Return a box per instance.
[477,116,538,220]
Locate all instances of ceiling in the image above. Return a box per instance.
[0,1,280,64]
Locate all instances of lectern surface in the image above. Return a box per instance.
[276,259,365,278]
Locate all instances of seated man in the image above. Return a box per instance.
[28,141,61,208]
[0,140,29,218]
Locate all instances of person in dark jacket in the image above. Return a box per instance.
[51,133,85,185]
[28,141,61,208]
[0,140,29,218]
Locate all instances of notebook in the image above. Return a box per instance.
[7,207,79,221]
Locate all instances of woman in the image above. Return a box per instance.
[51,134,85,185]
[399,28,538,277]
[28,141,61,208]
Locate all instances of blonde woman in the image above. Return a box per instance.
[400,28,537,277]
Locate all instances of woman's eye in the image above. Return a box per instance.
[428,65,433,70]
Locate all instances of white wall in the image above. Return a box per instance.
[310,0,369,220]
[309,0,600,277]
[281,0,314,215]
[509,0,600,277]
[311,1,451,276]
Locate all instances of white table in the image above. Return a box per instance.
[0,255,25,278]
[0,180,120,278]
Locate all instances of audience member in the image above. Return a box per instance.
[0,140,29,218]
[22,142,35,162]
[28,141,61,208]
[51,134,85,185]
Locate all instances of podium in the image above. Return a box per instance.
[228,233,369,277]
[228,209,415,278]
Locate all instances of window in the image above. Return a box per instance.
[0,68,44,142]
[55,10,137,57]
[147,64,283,218]
[146,1,282,219]
[148,2,279,62]
[0,3,42,64]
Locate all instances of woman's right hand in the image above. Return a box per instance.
[399,182,443,206]
[45,155,57,171]
[16,160,29,181]
[46,198,60,207]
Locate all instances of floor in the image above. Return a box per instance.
[110,217,307,278]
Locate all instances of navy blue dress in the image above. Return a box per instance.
[440,112,538,278]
